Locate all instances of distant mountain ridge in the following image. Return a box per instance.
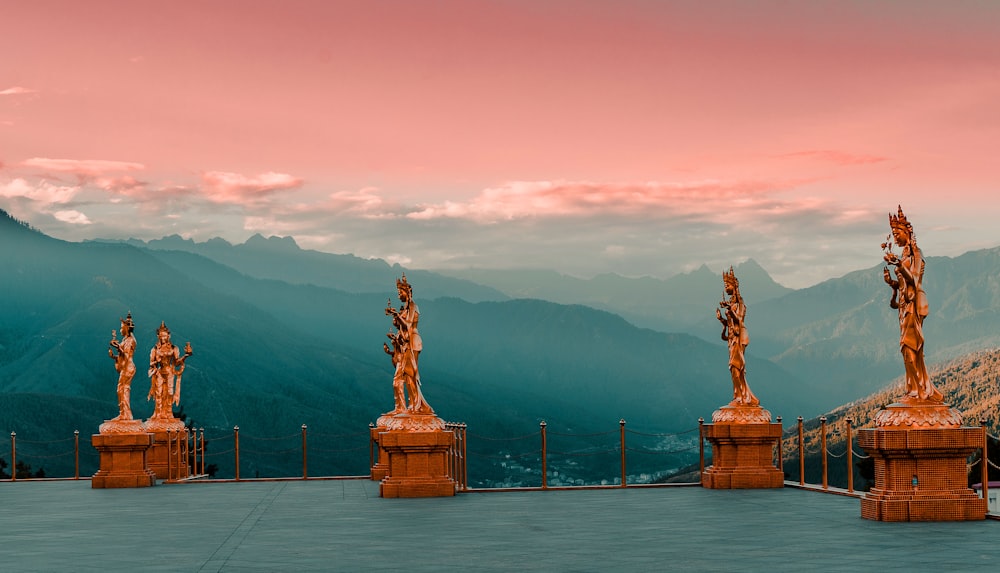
[3,209,810,485]
[436,259,793,331]
[99,234,508,302]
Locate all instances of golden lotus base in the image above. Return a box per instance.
[98,418,146,434]
[859,427,986,521]
[874,401,963,428]
[711,404,772,424]
[91,432,156,488]
[379,429,456,498]
[382,412,446,431]
[147,428,189,479]
[701,422,783,489]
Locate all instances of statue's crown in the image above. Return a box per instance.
[396,273,410,291]
[889,205,911,232]
[156,321,170,335]
[722,266,739,288]
[121,311,134,329]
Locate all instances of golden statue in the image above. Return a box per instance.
[716,267,760,407]
[108,313,137,420]
[384,275,434,415]
[882,205,942,403]
[147,321,193,420]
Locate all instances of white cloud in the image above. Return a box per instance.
[0,86,36,96]
[0,178,79,205]
[53,209,92,225]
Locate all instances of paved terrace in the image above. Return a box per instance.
[1,479,996,572]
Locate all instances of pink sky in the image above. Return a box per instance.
[2,1,999,287]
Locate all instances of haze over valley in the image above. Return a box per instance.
[4,209,999,485]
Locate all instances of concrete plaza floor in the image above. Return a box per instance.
[0,479,996,572]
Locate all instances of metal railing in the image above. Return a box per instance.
[4,417,995,507]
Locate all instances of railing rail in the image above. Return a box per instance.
[3,416,996,509]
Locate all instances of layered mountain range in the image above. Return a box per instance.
[3,207,999,485]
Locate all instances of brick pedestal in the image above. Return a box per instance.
[147,429,189,480]
[370,426,390,481]
[701,423,783,489]
[91,432,157,488]
[859,427,986,521]
[379,429,456,498]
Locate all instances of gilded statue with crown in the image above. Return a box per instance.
[379,275,443,431]
[384,275,434,415]
[711,267,770,423]
[881,205,942,404]
[109,313,137,421]
[98,313,146,433]
[147,321,193,424]
[717,267,759,407]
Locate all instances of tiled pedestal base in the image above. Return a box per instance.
[701,423,784,489]
[379,429,456,498]
[91,432,156,488]
[859,427,986,521]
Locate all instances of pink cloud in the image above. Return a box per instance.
[778,150,889,166]
[22,157,146,176]
[406,179,814,223]
[16,158,148,198]
[93,175,146,196]
[201,171,303,204]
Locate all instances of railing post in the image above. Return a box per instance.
[166,430,173,481]
[461,423,468,491]
[540,421,547,490]
[698,418,705,475]
[301,424,308,479]
[982,419,990,507]
[181,429,188,477]
[368,422,375,478]
[775,416,783,474]
[199,428,205,476]
[820,416,828,489]
[234,426,240,481]
[10,432,16,481]
[74,430,80,480]
[797,416,804,486]
[451,424,459,487]
[619,419,626,488]
[846,418,854,494]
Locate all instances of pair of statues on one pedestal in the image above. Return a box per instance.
[378,275,444,431]
[102,316,192,433]
[710,205,955,426]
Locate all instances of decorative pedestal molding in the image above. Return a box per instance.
[701,422,784,489]
[859,427,986,521]
[379,429,456,498]
[91,432,156,488]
